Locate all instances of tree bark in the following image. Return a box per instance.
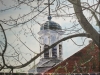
[68,0,100,48]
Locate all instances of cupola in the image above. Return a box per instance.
[40,21,62,30]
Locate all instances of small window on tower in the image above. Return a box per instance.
[52,46,57,58]
[44,45,49,58]
[59,44,62,58]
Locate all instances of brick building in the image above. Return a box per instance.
[44,42,100,74]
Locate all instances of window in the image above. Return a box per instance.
[59,44,62,57]
[52,46,57,58]
[44,45,49,58]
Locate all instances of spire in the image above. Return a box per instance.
[44,0,53,21]
[48,0,50,17]
[48,0,52,21]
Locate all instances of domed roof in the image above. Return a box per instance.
[40,21,62,30]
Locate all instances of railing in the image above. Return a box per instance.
[0,73,100,75]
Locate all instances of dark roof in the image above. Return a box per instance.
[28,58,62,73]
[40,21,62,30]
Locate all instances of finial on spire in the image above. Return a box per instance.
[48,16,52,20]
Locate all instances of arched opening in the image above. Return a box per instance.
[52,46,57,58]
[59,44,62,58]
[44,45,49,58]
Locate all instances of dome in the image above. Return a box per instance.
[40,21,62,30]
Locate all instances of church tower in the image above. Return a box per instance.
[28,0,64,73]
[38,16,64,60]
[28,16,64,74]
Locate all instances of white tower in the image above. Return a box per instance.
[28,17,64,74]
[38,16,64,60]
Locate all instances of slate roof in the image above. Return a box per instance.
[28,58,62,74]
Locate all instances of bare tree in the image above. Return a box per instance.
[68,0,99,48]
[0,0,99,73]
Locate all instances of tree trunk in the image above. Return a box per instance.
[68,0,100,48]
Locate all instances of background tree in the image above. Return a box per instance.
[0,0,99,73]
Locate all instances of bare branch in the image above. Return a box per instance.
[68,0,100,47]
[5,33,90,69]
